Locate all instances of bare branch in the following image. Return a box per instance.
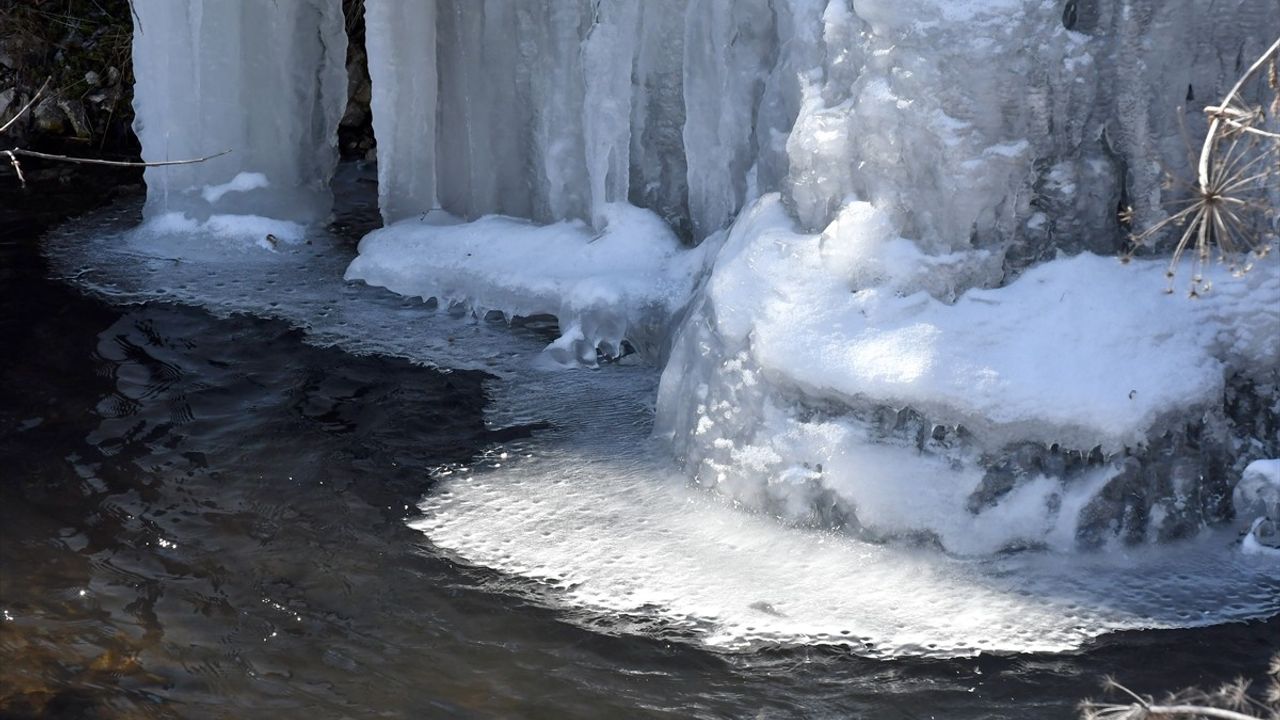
[1,147,231,188]
[3,150,26,185]
[7,147,231,168]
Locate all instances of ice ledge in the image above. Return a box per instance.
[344,203,707,367]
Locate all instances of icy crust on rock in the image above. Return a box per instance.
[655,196,1280,553]
[1238,460,1280,522]
[345,204,706,366]
[131,0,347,223]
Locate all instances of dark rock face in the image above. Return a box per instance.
[963,372,1279,549]
[0,1,135,148]
[338,0,376,161]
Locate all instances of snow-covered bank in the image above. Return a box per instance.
[339,187,1278,553]
[113,0,1280,654]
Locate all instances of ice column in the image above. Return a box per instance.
[363,0,793,241]
[131,0,347,223]
[582,0,641,227]
[681,0,777,240]
[364,0,437,224]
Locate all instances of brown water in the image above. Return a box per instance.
[1,198,1277,719]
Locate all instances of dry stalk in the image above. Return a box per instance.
[1081,654,1280,720]
[1123,36,1280,297]
[1,76,228,187]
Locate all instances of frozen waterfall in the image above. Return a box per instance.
[124,1,1280,560]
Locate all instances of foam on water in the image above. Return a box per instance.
[43,206,1280,658]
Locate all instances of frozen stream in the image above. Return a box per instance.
[40,178,1280,661]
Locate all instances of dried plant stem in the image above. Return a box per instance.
[1087,703,1264,720]
[1198,36,1280,193]
[1,76,229,188]
[0,78,50,136]
[1124,35,1279,296]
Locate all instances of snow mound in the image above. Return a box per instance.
[698,196,1277,451]
[345,204,706,366]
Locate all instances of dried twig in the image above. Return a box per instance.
[1,76,229,188]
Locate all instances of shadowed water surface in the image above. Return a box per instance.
[1,191,1277,718]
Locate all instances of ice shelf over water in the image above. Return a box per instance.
[345,203,708,366]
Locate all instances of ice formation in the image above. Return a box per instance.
[656,196,1279,553]
[131,0,347,222]
[42,212,1280,656]
[108,0,1280,653]
[345,203,706,366]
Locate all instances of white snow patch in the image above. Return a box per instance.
[199,172,271,205]
[137,212,307,254]
[689,195,1279,453]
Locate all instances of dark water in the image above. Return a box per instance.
[1,208,1277,719]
